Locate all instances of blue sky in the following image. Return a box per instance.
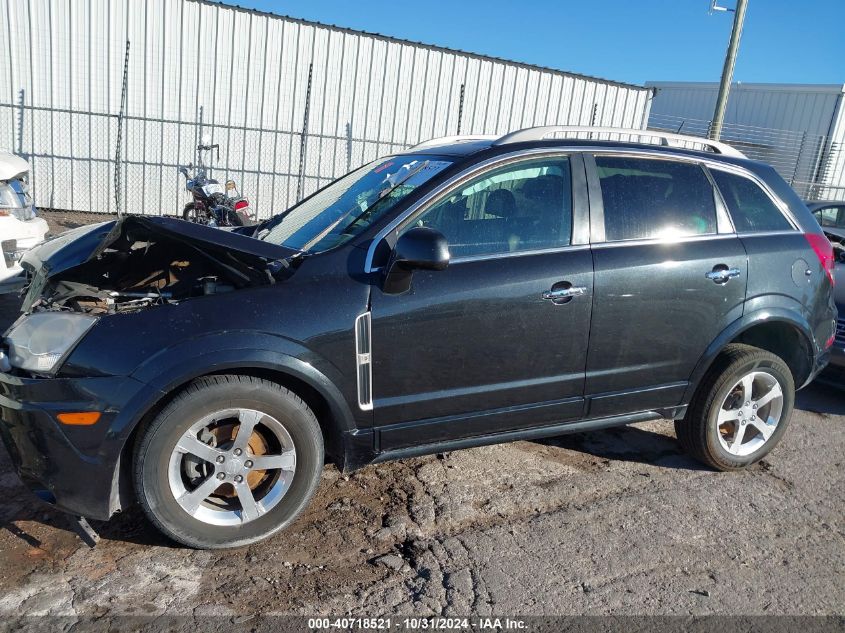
[237,0,844,86]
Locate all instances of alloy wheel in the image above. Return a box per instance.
[715,370,784,457]
[167,408,297,526]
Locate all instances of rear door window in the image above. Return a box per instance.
[595,156,718,242]
[711,170,793,233]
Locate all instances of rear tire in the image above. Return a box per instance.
[182,203,204,224]
[675,344,794,471]
[133,375,324,549]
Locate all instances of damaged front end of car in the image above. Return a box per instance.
[1,216,300,376]
[20,216,299,316]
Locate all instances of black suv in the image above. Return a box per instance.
[0,127,836,548]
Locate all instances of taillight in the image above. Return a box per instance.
[805,233,835,286]
[234,199,249,211]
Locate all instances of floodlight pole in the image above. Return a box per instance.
[710,0,748,141]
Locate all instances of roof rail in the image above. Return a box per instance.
[493,126,746,158]
[409,134,498,151]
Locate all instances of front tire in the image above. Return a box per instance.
[133,375,324,549]
[675,344,794,471]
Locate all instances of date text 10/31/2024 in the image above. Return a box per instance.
[307,617,528,630]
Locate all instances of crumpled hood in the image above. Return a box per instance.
[22,215,299,279]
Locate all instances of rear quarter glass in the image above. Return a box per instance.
[710,169,793,233]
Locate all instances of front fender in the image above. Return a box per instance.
[683,307,817,402]
[93,335,363,518]
[129,330,358,436]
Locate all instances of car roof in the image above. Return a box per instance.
[399,127,752,166]
[402,138,759,171]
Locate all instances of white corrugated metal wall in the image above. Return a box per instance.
[646,82,845,199]
[0,0,652,217]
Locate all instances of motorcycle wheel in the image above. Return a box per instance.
[183,203,207,224]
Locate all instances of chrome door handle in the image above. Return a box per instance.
[542,286,586,301]
[705,267,741,283]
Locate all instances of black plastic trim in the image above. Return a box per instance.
[371,410,661,464]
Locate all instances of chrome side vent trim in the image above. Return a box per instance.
[354,311,373,411]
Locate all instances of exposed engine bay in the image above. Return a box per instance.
[22,216,297,315]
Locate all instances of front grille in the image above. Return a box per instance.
[836,318,845,344]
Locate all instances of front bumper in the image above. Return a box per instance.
[0,370,161,519]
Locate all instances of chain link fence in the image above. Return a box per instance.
[1,0,655,221]
[4,99,843,220]
[1,98,410,220]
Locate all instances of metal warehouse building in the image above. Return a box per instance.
[646,81,845,200]
[0,0,652,217]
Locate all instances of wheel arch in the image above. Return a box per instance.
[109,350,362,517]
[684,309,816,403]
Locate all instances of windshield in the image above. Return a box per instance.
[255,155,453,253]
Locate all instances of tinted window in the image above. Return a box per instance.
[711,170,793,233]
[596,156,717,242]
[413,157,572,258]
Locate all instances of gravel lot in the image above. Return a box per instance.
[0,211,842,619]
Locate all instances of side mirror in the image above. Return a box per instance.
[383,227,449,294]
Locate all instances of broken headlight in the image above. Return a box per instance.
[6,312,97,374]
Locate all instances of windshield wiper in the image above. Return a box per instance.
[297,160,430,254]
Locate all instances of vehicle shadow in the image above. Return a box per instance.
[535,423,710,471]
[0,445,174,550]
[0,498,178,550]
[796,377,845,415]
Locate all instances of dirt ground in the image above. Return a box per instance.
[0,211,842,619]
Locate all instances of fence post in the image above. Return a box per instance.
[114,40,130,217]
[346,122,352,172]
[16,90,26,157]
[196,105,204,171]
[296,63,314,202]
[456,83,465,134]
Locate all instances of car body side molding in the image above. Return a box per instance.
[371,410,664,465]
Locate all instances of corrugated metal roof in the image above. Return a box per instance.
[200,0,650,92]
[647,81,845,94]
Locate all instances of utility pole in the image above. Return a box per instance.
[710,0,748,140]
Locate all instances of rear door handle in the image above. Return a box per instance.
[705,266,741,284]
[542,286,586,304]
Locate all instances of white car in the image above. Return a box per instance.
[0,152,49,289]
